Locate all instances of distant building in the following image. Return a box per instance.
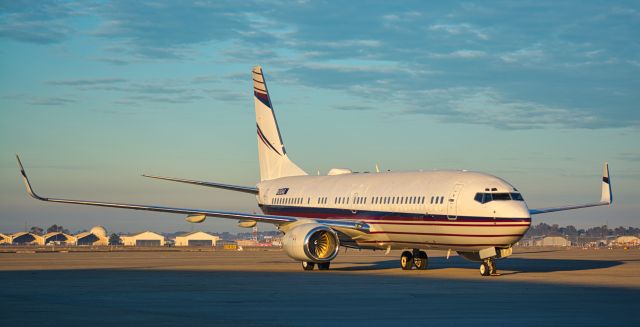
[0,233,11,244]
[43,232,75,245]
[174,231,219,247]
[612,235,640,246]
[535,236,572,247]
[236,239,258,247]
[11,232,44,245]
[121,231,165,246]
[75,226,109,246]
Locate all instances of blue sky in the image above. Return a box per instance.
[1,1,639,234]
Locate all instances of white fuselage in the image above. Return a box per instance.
[257,170,531,251]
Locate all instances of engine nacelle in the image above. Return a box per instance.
[282,224,340,263]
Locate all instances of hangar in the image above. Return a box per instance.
[535,236,572,247]
[11,232,43,245]
[174,231,220,247]
[121,231,165,246]
[0,233,10,244]
[76,226,109,246]
[44,232,75,245]
[613,235,640,246]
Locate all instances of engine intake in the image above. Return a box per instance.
[282,224,340,263]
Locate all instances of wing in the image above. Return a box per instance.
[142,174,258,194]
[16,155,369,233]
[529,162,612,215]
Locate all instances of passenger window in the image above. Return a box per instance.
[430,196,434,204]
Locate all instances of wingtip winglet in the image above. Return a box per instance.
[601,162,612,205]
[15,155,45,201]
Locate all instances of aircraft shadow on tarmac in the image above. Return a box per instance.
[333,256,624,273]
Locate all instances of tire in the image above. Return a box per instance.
[302,261,315,271]
[414,251,428,270]
[400,251,413,270]
[317,262,331,270]
[479,262,490,276]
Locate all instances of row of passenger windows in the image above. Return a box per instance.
[273,197,305,205]
[271,195,446,206]
[474,192,524,204]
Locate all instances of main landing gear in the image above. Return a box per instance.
[400,249,429,270]
[302,261,331,271]
[479,258,498,276]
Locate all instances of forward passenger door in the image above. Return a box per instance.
[447,184,464,220]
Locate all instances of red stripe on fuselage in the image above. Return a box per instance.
[357,240,511,247]
[367,231,524,237]
[362,221,530,227]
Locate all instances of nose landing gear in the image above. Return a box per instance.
[400,249,429,270]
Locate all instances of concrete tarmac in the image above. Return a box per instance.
[1,248,638,326]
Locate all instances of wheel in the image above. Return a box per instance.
[400,251,413,270]
[479,262,491,276]
[414,251,428,270]
[302,261,315,271]
[317,262,331,270]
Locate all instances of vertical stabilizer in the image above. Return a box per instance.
[253,66,307,181]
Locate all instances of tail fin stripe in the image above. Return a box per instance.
[257,124,282,156]
[253,78,265,84]
[255,92,272,108]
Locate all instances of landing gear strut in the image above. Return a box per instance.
[301,261,331,271]
[479,258,498,276]
[302,261,315,271]
[400,249,428,270]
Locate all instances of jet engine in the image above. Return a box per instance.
[282,224,340,263]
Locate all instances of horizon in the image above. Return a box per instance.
[1,1,639,233]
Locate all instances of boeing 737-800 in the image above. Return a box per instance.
[17,66,612,276]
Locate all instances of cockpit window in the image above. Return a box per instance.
[474,192,524,203]
[492,193,511,201]
[510,193,524,201]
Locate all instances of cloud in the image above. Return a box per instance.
[90,1,260,59]
[430,50,487,59]
[27,97,76,106]
[47,78,127,86]
[0,0,78,44]
[500,47,546,64]
[429,23,489,40]
[206,89,243,102]
[401,88,609,130]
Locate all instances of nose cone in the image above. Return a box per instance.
[491,201,531,219]
[513,202,531,219]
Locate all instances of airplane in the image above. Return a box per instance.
[16,66,612,276]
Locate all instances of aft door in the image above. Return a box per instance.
[447,184,464,220]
